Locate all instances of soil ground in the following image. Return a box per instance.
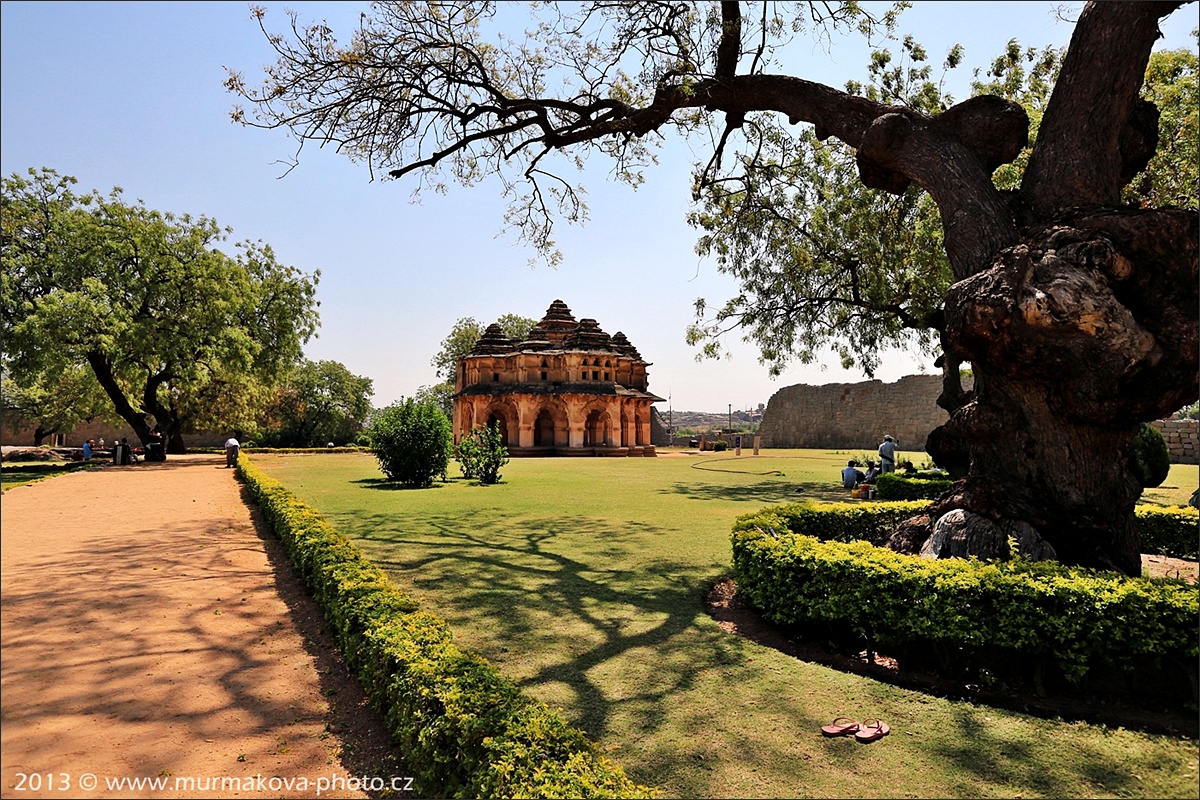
[1,453,402,799]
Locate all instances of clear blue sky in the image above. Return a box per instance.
[2,2,1194,412]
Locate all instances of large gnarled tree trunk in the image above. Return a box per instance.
[895,3,1199,574]
[923,209,1197,574]
[708,1,1197,575]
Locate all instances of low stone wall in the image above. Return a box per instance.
[757,374,952,452]
[1,414,228,450]
[1150,418,1199,465]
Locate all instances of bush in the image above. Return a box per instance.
[874,472,954,501]
[1138,505,1200,560]
[712,440,729,452]
[367,397,452,487]
[1130,423,1170,488]
[456,422,510,484]
[732,500,928,544]
[730,517,1199,694]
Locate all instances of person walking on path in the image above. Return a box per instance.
[878,435,899,474]
[0,452,394,796]
[225,436,240,468]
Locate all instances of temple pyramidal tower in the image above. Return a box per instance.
[453,300,663,456]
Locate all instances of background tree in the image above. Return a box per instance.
[426,312,537,416]
[414,382,455,419]
[257,358,374,446]
[430,313,537,384]
[229,2,1198,575]
[1,168,321,453]
[366,396,452,487]
[1123,40,1198,209]
[1,367,115,446]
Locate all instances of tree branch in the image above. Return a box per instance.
[1023,0,1189,218]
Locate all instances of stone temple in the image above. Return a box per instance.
[452,300,663,456]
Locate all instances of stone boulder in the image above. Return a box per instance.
[920,508,1058,562]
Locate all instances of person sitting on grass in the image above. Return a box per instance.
[863,460,881,485]
[841,460,865,490]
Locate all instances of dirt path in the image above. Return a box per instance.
[1,455,401,799]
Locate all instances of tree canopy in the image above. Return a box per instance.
[228,1,1198,575]
[257,358,374,447]
[1,168,321,451]
[431,313,537,384]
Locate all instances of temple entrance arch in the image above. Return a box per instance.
[583,408,612,447]
[532,403,568,448]
[481,400,519,448]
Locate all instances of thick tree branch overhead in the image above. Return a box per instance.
[1022,1,1187,218]
[228,1,1030,273]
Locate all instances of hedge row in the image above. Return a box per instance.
[236,457,655,799]
[731,505,1199,687]
[873,472,952,500]
[731,500,929,545]
[1137,505,1200,560]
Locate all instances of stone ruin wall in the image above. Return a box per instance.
[756,374,951,453]
[758,374,1198,464]
[1149,418,1199,465]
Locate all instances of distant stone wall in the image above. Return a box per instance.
[759,375,1197,465]
[758,374,951,452]
[1150,418,1198,465]
[1,413,228,449]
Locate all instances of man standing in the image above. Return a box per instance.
[224,436,240,469]
[878,435,899,474]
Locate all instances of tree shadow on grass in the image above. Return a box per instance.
[663,479,854,504]
[342,508,745,742]
[352,477,450,491]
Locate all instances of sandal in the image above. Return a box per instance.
[820,717,860,737]
[854,718,890,743]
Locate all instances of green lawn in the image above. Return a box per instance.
[1,460,95,490]
[250,449,1199,799]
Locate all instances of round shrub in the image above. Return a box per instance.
[1130,422,1170,488]
[367,397,452,487]
[455,422,509,485]
[712,440,729,452]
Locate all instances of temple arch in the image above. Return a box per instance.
[481,400,519,447]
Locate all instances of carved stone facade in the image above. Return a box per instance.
[452,300,663,456]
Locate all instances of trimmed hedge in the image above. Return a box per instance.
[739,499,1199,561]
[237,457,655,799]
[731,505,1199,689]
[732,500,929,544]
[1138,505,1200,560]
[873,472,953,501]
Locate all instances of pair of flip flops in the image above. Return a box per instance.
[820,717,891,743]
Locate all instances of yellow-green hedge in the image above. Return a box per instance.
[237,457,655,799]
